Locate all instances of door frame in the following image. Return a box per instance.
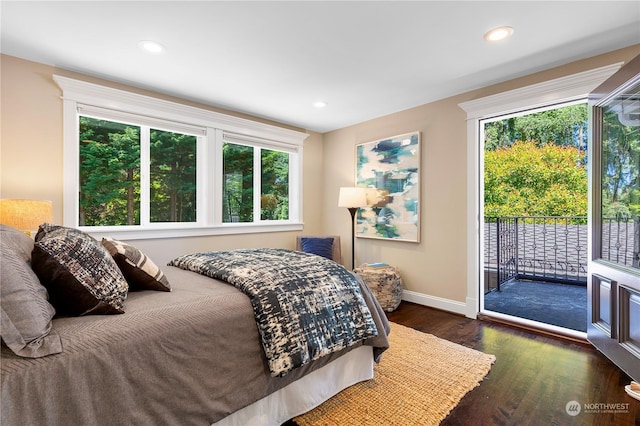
[459,63,623,320]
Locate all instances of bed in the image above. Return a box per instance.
[0,224,390,425]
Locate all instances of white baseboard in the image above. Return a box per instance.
[401,290,477,319]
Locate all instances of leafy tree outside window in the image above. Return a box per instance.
[483,103,589,221]
[484,104,588,152]
[150,129,197,222]
[483,140,587,219]
[80,116,197,226]
[79,117,141,226]
[601,108,640,220]
[261,149,289,220]
[222,143,291,223]
[484,102,638,224]
[223,143,253,223]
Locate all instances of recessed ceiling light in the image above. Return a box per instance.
[483,26,514,42]
[138,40,165,54]
[313,101,328,108]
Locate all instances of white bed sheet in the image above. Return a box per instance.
[214,345,374,426]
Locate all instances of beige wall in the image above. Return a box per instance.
[2,45,639,311]
[0,54,325,265]
[323,45,640,306]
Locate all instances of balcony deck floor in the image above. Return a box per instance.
[484,279,587,332]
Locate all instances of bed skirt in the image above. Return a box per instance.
[214,346,374,426]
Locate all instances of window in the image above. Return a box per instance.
[223,142,254,223]
[79,116,198,226]
[260,148,289,221]
[149,128,197,223]
[79,117,142,226]
[55,75,307,239]
[221,142,290,223]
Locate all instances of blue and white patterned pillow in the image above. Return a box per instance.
[31,224,128,316]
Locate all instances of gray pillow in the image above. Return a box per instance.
[32,224,128,316]
[0,225,62,358]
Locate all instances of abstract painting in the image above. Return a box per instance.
[355,131,420,242]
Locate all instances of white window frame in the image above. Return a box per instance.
[458,63,622,320]
[55,75,307,240]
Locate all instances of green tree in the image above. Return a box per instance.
[601,109,640,218]
[150,129,197,222]
[79,117,140,226]
[260,149,289,220]
[484,104,587,152]
[223,143,254,222]
[484,141,587,219]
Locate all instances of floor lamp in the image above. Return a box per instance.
[338,187,368,270]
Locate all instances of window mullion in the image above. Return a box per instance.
[289,150,300,221]
[195,134,207,226]
[140,126,150,226]
[64,99,80,227]
[254,147,262,223]
[210,128,222,225]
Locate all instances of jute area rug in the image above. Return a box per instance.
[295,322,496,426]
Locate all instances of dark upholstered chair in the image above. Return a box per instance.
[295,235,342,265]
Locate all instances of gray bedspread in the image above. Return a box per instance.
[1,266,390,425]
[169,248,380,376]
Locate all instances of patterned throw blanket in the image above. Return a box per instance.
[169,248,378,376]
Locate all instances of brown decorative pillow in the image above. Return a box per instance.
[101,238,170,292]
[31,224,128,316]
[0,225,62,357]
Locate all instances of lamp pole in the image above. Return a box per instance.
[347,207,358,270]
[338,187,368,271]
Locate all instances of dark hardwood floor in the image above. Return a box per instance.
[386,302,640,426]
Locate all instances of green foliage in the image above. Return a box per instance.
[79,117,141,226]
[222,145,290,222]
[80,117,198,226]
[80,119,293,226]
[484,102,639,224]
[484,141,587,219]
[601,109,640,219]
[150,129,196,222]
[484,104,587,151]
[483,104,590,222]
[260,149,289,220]
[223,143,254,223]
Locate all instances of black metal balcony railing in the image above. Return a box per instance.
[484,216,640,293]
[602,216,640,268]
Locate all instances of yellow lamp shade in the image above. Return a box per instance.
[0,199,53,236]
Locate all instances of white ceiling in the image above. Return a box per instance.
[2,1,639,133]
